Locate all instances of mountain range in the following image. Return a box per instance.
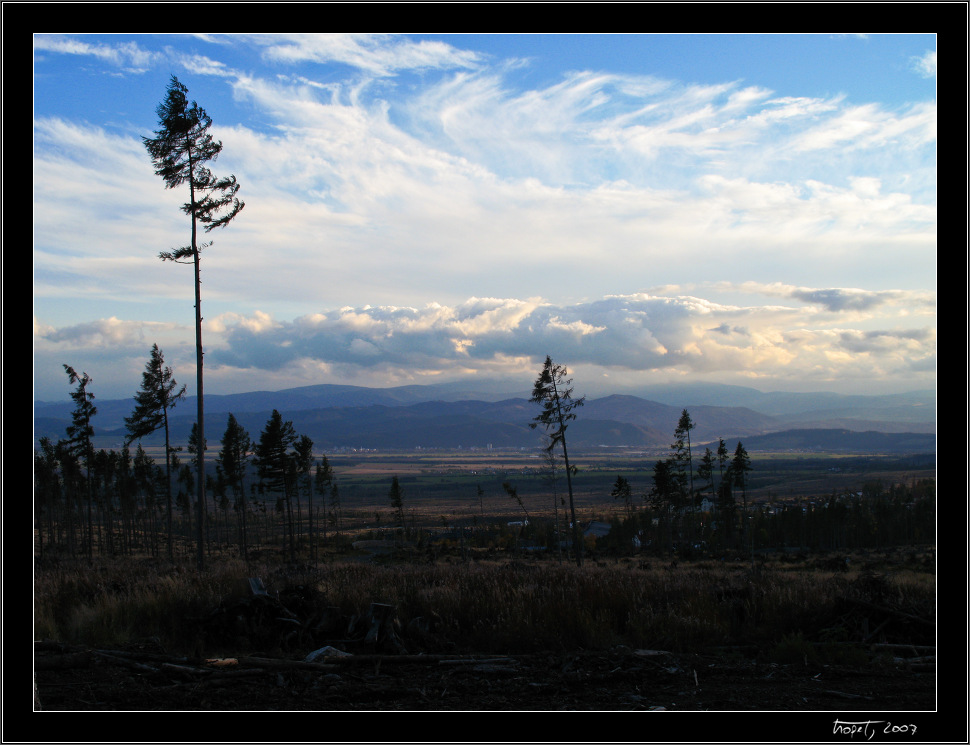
[34,381,936,453]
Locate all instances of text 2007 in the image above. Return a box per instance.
[832,720,918,740]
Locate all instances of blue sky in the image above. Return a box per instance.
[33,33,937,402]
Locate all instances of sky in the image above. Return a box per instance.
[33,33,937,403]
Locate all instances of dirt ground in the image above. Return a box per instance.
[27,640,958,745]
[34,643,935,713]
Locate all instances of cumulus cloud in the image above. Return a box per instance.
[34,317,197,402]
[38,317,164,348]
[33,287,937,400]
[201,292,935,384]
[834,327,935,354]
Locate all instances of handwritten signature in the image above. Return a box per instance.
[833,720,918,740]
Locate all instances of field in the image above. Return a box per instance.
[31,447,945,729]
[320,446,936,506]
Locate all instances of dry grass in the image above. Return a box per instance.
[34,550,935,657]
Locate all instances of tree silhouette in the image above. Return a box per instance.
[541,446,564,563]
[611,474,633,517]
[124,344,186,559]
[186,422,206,550]
[63,365,97,559]
[293,434,315,560]
[144,75,245,570]
[216,413,252,562]
[388,476,406,536]
[502,481,531,522]
[697,447,715,503]
[314,455,335,554]
[731,441,752,551]
[529,355,585,566]
[671,409,696,543]
[34,437,61,558]
[254,410,298,561]
[716,438,729,495]
[648,458,677,552]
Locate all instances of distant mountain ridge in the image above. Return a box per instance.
[738,428,936,454]
[34,381,936,453]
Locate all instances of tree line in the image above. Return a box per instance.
[512,356,934,559]
[36,75,933,567]
[34,353,935,564]
[597,477,936,557]
[34,351,341,566]
[522,357,756,563]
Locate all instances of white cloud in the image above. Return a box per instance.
[200,291,935,383]
[32,35,936,401]
[911,50,936,79]
[789,101,936,153]
[34,35,159,71]
[34,59,936,317]
[732,282,936,315]
[177,53,234,78]
[240,33,484,76]
[33,286,936,401]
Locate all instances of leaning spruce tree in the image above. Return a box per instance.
[124,343,186,560]
[144,75,244,570]
[529,355,585,567]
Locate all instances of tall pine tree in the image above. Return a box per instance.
[144,75,244,570]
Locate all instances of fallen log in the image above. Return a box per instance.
[898,654,935,663]
[437,657,515,666]
[823,689,874,701]
[235,656,339,672]
[234,653,520,670]
[159,662,210,678]
[92,650,161,672]
[870,643,936,654]
[95,649,193,665]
